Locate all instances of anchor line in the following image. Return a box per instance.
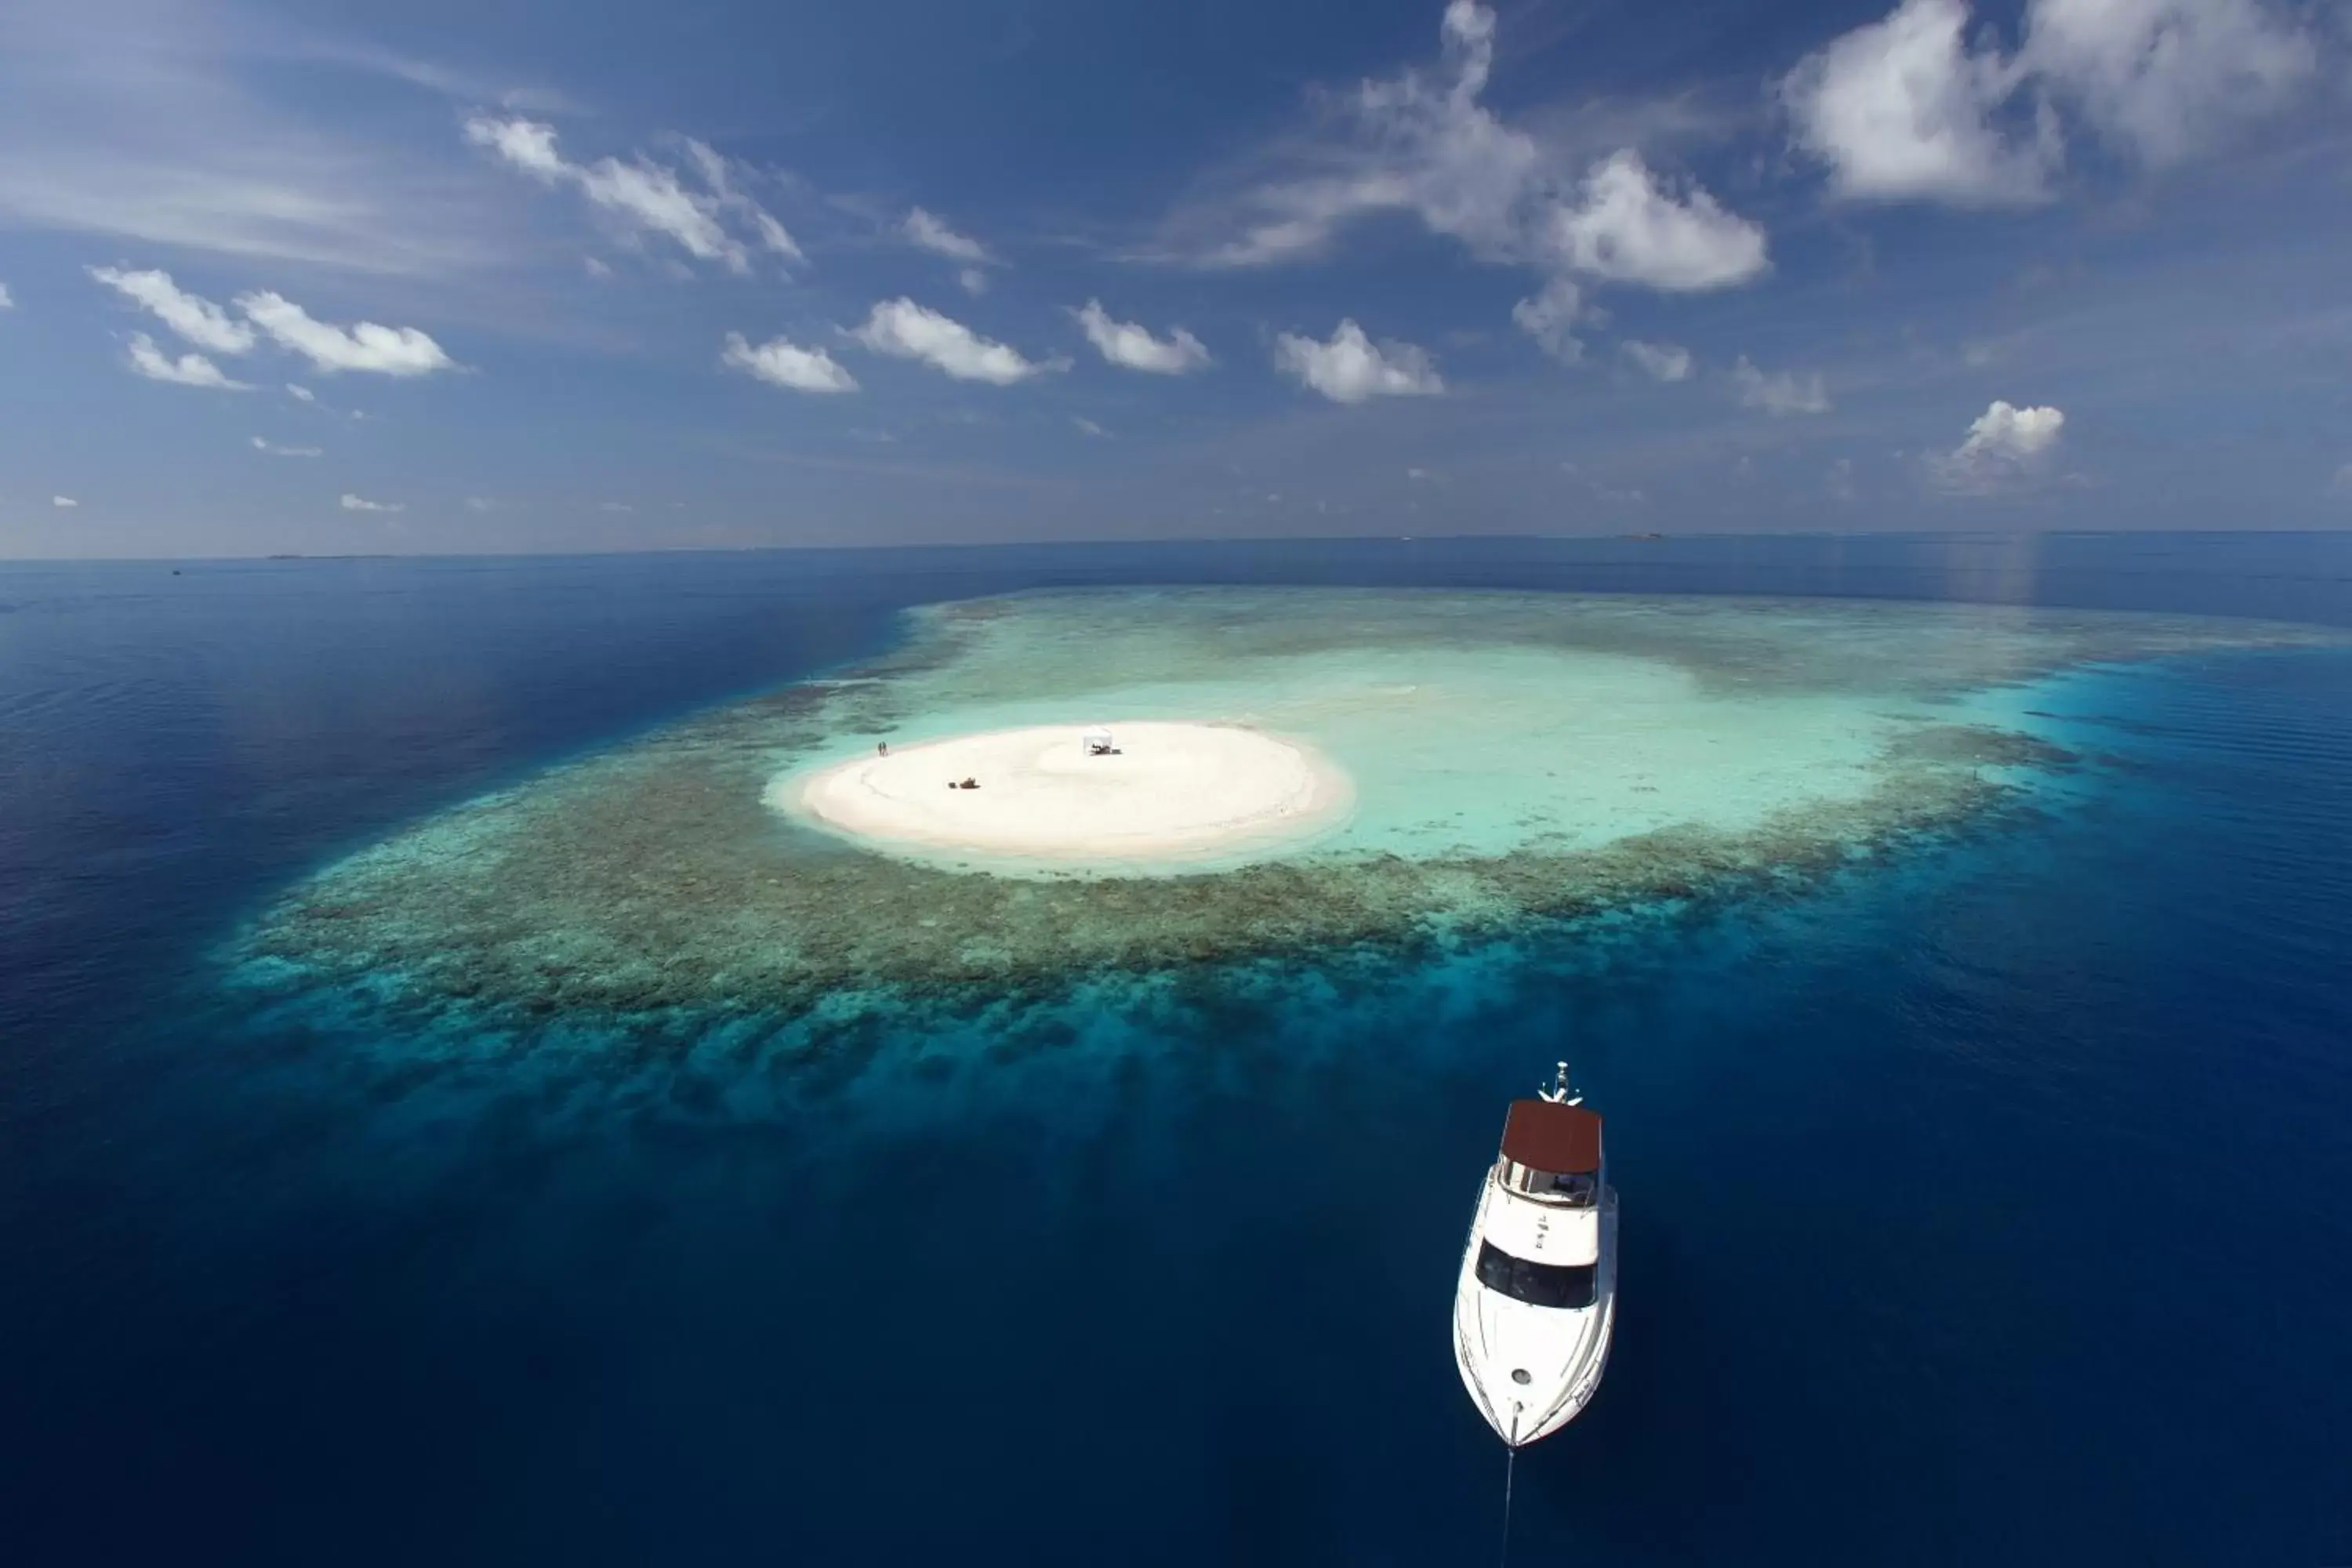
[1498,1443,1517,1568]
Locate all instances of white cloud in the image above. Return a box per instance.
[470,115,564,178]
[580,162,739,267]
[684,139,805,263]
[902,207,989,264]
[1272,319,1445,404]
[1073,299,1212,374]
[89,266,256,353]
[2329,463,2352,498]
[1547,152,1769,291]
[125,332,250,389]
[848,298,1060,385]
[465,496,495,513]
[236,291,453,376]
[598,502,632,513]
[2026,0,2315,165]
[463,118,799,273]
[1176,1,1535,268]
[96,267,445,383]
[1512,278,1584,363]
[52,495,77,508]
[250,435,322,456]
[749,211,803,261]
[1828,456,1860,501]
[1621,339,1693,381]
[1073,416,1110,438]
[286,383,315,402]
[339,492,403,513]
[1784,0,2318,205]
[720,331,859,394]
[1730,356,1831,415]
[1782,0,2049,205]
[1151,2,1766,311]
[0,281,12,309]
[957,267,989,296]
[1407,466,1442,481]
[1932,398,2066,490]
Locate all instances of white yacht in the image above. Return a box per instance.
[1452,1063,1617,1448]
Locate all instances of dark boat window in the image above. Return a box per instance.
[1475,1241,1597,1309]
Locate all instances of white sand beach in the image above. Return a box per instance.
[783,721,1353,868]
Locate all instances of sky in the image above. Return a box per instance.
[1,0,2349,557]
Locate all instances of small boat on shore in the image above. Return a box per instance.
[1452,1062,1617,1447]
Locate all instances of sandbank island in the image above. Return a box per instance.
[779,721,1353,871]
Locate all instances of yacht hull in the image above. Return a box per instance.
[1452,1186,1617,1447]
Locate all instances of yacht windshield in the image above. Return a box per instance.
[1475,1241,1597,1309]
[1501,1161,1599,1206]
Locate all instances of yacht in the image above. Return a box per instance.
[1452,1062,1617,1447]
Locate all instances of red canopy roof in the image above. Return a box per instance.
[1501,1099,1603,1174]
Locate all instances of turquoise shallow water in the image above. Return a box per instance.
[6,540,2351,1565]
[227,586,2322,1033]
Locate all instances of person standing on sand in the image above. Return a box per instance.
[877,742,888,757]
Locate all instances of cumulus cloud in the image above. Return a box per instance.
[1547,151,1769,291]
[1621,339,1693,381]
[1933,398,2067,490]
[89,271,452,379]
[1272,319,1444,404]
[89,266,256,353]
[236,291,453,376]
[1782,0,2048,205]
[52,495,77,508]
[125,332,249,389]
[1730,356,1831,415]
[1072,300,1212,374]
[464,117,800,272]
[1784,0,2318,205]
[957,267,989,296]
[848,298,1060,385]
[250,435,322,456]
[903,208,989,264]
[1151,2,1766,321]
[720,331,859,394]
[339,492,403,513]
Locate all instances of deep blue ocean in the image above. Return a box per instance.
[5,534,2350,1566]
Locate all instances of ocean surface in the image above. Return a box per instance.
[4,533,2350,1566]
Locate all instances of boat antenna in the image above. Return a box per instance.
[1542,1060,1584,1108]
